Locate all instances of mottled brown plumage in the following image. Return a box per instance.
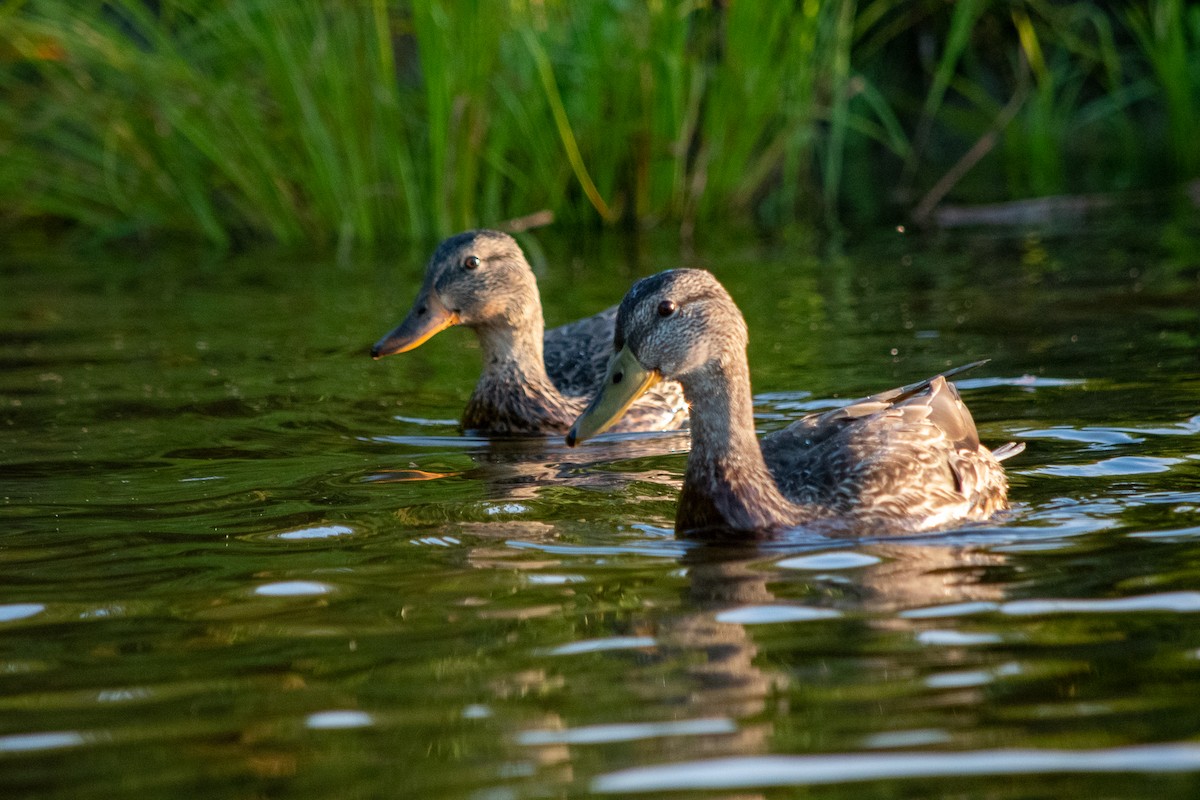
[371,230,688,435]
[568,269,1023,537]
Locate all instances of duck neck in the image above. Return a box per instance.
[476,310,552,385]
[464,308,574,433]
[677,354,797,534]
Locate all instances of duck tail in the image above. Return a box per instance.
[867,359,990,406]
[991,441,1026,462]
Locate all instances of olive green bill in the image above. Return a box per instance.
[566,345,661,446]
[370,292,459,359]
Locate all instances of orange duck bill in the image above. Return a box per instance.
[371,291,460,358]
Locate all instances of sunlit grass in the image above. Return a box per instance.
[1,0,1197,247]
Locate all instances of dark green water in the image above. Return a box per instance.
[3,220,1200,799]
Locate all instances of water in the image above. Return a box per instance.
[2,221,1200,799]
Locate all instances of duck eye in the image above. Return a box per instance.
[657,300,677,318]
[463,255,480,270]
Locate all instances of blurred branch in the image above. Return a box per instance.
[497,210,554,234]
[911,62,1030,226]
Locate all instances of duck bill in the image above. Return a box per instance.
[566,345,661,446]
[371,293,459,358]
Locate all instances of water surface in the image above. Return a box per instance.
[3,221,1200,798]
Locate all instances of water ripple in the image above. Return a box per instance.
[506,539,688,560]
[548,636,657,656]
[253,581,334,597]
[0,603,45,623]
[904,591,1200,619]
[1130,526,1200,541]
[592,743,1200,792]
[0,731,88,753]
[925,663,1022,689]
[903,602,1000,620]
[305,710,373,730]
[862,729,951,749]
[276,524,355,541]
[1017,416,1200,451]
[1030,456,1183,477]
[1000,591,1200,615]
[915,630,1002,646]
[526,574,586,585]
[1019,426,1144,447]
[957,376,1084,390]
[715,605,841,624]
[367,433,491,449]
[390,415,460,427]
[519,717,736,746]
[777,552,881,570]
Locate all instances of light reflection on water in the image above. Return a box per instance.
[3,225,1200,798]
[591,744,1200,793]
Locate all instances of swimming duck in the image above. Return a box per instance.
[567,269,1023,536]
[371,230,688,435]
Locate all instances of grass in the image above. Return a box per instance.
[1,0,1198,248]
[1128,0,1200,176]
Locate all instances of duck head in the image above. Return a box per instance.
[567,269,746,445]
[371,230,539,358]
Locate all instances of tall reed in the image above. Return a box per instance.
[1127,0,1200,177]
[1,0,1196,247]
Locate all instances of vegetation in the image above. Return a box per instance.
[1,0,1197,248]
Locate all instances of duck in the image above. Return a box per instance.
[566,268,1023,537]
[371,230,688,435]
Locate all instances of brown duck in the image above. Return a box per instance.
[371,230,688,435]
[567,269,1023,537]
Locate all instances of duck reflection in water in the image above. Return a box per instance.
[492,536,1008,795]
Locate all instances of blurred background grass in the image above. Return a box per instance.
[1,0,1197,248]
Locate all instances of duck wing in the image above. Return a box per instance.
[760,370,1020,525]
[542,306,620,396]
